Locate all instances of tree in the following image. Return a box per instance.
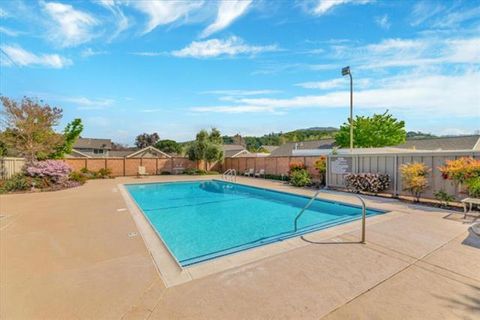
[0,96,64,161]
[50,118,83,159]
[155,139,182,154]
[111,142,129,150]
[335,111,406,148]
[186,129,224,170]
[0,138,7,157]
[135,132,159,149]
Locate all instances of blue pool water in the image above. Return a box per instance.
[126,180,384,266]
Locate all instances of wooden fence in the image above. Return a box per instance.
[224,156,321,179]
[0,157,25,179]
[326,151,480,199]
[224,151,480,200]
[63,157,198,177]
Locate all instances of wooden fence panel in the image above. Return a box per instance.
[106,158,124,177]
[141,158,157,175]
[0,157,25,179]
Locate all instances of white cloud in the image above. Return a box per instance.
[330,37,480,69]
[295,79,346,90]
[434,6,480,28]
[97,0,129,40]
[191,70,480,116]
[80,48,108,58]
[172,36,278,58]
[202,89,280,96]
[0,44,72,68]
[375,14,391,30]
[191,105,275,114]
[295,78,372,90]
[129,0,204,34]
[200,0,252,38]
[64,96,114,110]
[310,0,372,16]
[409,1,480,28]
[130,51,166,57]
[410,1,445,26]
[0,8,8,18]
[0,26,20,37]
[42,1,98,47]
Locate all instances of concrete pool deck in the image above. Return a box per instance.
[1,175,479,319]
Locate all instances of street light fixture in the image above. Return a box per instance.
[342,66,353,152]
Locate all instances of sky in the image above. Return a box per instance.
[1,0,479,144]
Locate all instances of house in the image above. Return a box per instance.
[394,135,480,151]
[269,138,336,157]
[261,145,279,153]
[223,144,250,158]
[71,138,112,157]
[286,135,480,156]
[69,138,171,158]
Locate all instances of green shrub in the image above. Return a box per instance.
[434,189,455,207]
[77,167,112,179]
[97,168,112,179]
[0,173,31,193]
[290,169,311,187]
[183,168,218,175]
[160,171,171,175]
[466,177,480,198]
[69,171,88,184]
[265,174,289,181]
[196,169,207,175]
[183,168,198,175]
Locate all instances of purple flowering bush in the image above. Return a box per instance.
[25,160,72,183]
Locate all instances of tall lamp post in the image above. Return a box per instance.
[342,66,353,153]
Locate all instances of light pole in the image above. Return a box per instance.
[342,66,353,153]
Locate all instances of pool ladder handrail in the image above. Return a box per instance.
[222,169,237,182]
[294,190,367,243]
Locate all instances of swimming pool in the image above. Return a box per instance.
[126,180,384,267]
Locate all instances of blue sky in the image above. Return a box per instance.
[1,0,479,144]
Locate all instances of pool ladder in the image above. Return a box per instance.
[222,169,237,182]
[294,190,367,243]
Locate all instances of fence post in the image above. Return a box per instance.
[393,154,398,196]
[123,158,126,176]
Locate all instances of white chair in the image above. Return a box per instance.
[244,168,254,176]
[137,166,148,177]
[255,169,265,178]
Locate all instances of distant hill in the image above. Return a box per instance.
[223,127,339,151]
[406,131,438,139]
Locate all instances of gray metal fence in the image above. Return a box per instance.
[0,157,25,179]
[326,151,480,199]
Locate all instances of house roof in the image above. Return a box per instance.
[261,145,279,153]
[222,144,246,151]
[222,144,250,158]
[126,146,171,158]
[108,150,136,157]
[269,139,336,157]
[65,149,92,158]
[395,135,480,151]
[74,138,112,150]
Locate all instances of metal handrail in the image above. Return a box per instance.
[294,191,367,243]
[222,169,236,182]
